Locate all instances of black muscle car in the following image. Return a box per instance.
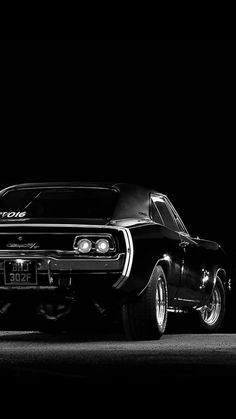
[0,182,231,339]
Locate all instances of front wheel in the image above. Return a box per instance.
[122,265,168,340]
[197,276,225,332]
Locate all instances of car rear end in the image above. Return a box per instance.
[0,224,132,303]
[0,185,133,321]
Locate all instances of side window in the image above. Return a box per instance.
[166,198,189,235]
[174,215,188,234]
[150,199,164,224]
[152,195,178,231]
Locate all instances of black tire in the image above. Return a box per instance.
[196,276,225,333]
[122,265,168,340]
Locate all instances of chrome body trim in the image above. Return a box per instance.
[0,249,121,259]
[73,233,116,253]
[0,253,124,271]
[0,223,124,229]
[112,228,134,289]
[0,286,59,291]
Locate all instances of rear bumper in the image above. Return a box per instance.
[0,225,134,296]
[0,252,125,272]
[0,253,125,293]
[0,285,61,298]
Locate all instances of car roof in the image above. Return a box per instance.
[0,182,166,221]
[0,181,164,195]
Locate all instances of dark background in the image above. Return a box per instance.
[0,39,235,409]
[0,39,235,256]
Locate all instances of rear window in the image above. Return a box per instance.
[0,188,119,219]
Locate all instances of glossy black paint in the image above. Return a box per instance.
[0,182,232,314]
[123,222,229,309]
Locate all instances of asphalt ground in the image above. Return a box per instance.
[1,329,235,414]
[1,330,236,380]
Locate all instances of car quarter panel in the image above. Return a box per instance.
[115,221,231,310]
[176,233,230,305]
[193,237,230,290]
[115,222,183,306]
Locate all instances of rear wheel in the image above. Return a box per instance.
[197,276,225,332]
[122,265,168,340]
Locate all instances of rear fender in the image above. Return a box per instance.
[137,257,171,296]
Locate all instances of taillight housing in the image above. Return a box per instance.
[73,234,116,256]
[76,238,92,254]
[95,238,110,254]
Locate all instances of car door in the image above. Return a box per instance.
[166,197,207,305]
[155,196,205,306]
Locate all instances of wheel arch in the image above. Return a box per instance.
[137,257,171,297]
[215,267,227,289]
[197,268,226,333]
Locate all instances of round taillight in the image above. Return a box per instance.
[76,238,92,254]
[95,238,110,254]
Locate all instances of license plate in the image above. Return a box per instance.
[4,260,37,285]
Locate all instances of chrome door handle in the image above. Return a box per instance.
[179,241,190,248]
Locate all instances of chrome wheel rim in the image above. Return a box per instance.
[200,284,221,326]
[155,276,167,327]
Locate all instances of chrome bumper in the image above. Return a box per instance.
[0,252,125,272]
[0,225,134,290]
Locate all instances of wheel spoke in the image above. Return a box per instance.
[200,283,222,326]
[155,276,167,327]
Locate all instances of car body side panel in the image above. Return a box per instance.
[172,235,230,308]
[173,235,215,306]
[194,237,230,292]
[115,223,183,306]
[115,221,230,310]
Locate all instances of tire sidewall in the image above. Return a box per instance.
[121,264,168,340]
[147,265,168,335]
